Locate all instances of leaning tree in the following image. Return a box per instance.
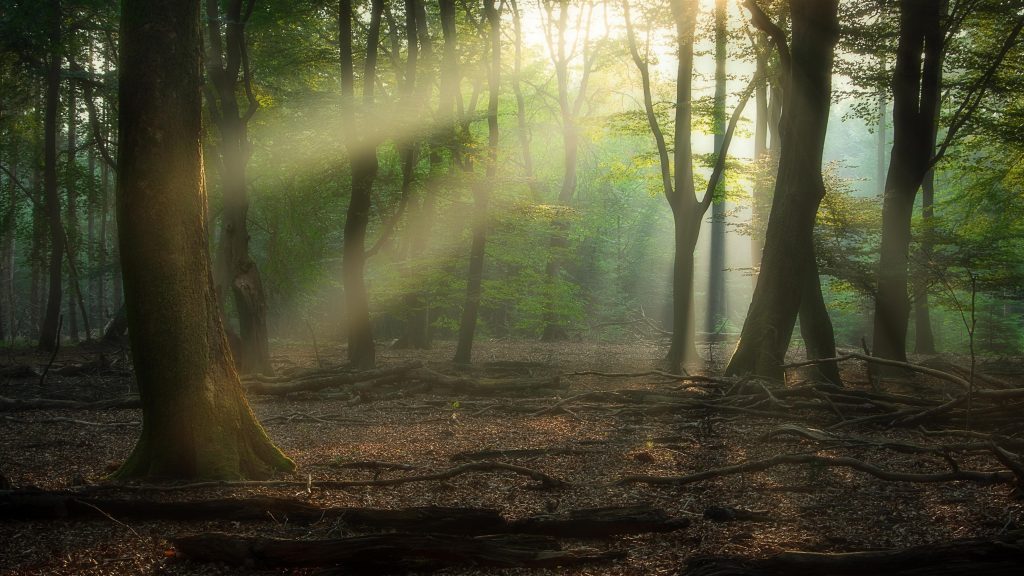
[113,0,293,479]
[726,0,840,381]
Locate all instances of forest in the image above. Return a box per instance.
[1,0,1024,574]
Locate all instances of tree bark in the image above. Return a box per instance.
[871,0,944,363]
[726,0,840,380]
[38,0,64,352]
[113,0,293,480]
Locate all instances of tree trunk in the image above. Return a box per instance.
[798,260,841,385]
[339,0,382,370]
[706,0,727,335]
[871,0,943,363]
[38,0,64,352]
[453,0,499,364]
[207,0,274,375]
[66,79,80,342]
[2,143,16,341]
[913,89,941,355]
[726,0,840,380]
[913,166,936,354]
[665,217,699,370]
[113,0,293,480]
[98,139,108,325]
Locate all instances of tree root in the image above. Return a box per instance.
[87,461,569,491]
[614,452,1015,487]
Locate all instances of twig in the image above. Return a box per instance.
[39,315,63,387]
[72,499,144,541]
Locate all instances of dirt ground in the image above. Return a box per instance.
[1,339,1022,575]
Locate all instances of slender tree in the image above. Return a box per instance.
[540,0,598,342]
[706,0,727,336]
[206,0,274,374]
[38,0,63,351]
[624,0,755,372]
[339,0,383,369]
[871,0,944,364]
[453,0,499,364]
[114,0,293,480]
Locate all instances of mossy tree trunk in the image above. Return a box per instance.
[114,0,294,480]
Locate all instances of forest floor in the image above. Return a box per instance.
[1,339,1023,575]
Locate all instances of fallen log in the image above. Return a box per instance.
[509,504,690,537]
[1,492,687,537]
[681,530,1024,575]
[245,363,422,395]
[0,492,506,531]
[407,368,565,396]
[171,532,624,572]
[0,396,141,412]
[0,492,689,537]
[0,364,38,378]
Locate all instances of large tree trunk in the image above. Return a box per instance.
[453,0,499,364]
[38,0,64,351]
[706,0,727,336]
[207,0,274,375]
[666,217,699,370]
[726,0,840,380]
[871,0,943,363]
[113,0,293,480]
[664,0,700,372]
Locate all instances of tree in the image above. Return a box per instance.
[623,0,754,372]
[339,0,383,370]
[37,0,63,351]
[206,0,275,375]
[453,0,500,364]
[113,0,293,480]
[539,0,599,342]
[706,0,727,336]
[871,0,944,364]
[726,0,840,380]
